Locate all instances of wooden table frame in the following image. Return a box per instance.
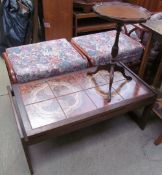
[7,63,156,174]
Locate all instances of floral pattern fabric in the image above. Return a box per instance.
[72,31,143,66]
[6,39,88,83]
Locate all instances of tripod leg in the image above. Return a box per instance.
[108,64,115,102]
[114,64,132,81]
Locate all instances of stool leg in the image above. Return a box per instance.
[154,133,162,145]
[114,64,132,80]
[108,64,115,102]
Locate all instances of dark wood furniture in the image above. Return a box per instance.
[73,0,123,13]
[153,91,162,145]
[127,0,162,11]
[32,0,39,43]
[139,20,162,88]
[8,64,156,174]
[73,11,116,36]
[139,20,162,145]
[138,21,162,145]
[74,0,162,12]
[88,2,150,101]
[42,0,73,41]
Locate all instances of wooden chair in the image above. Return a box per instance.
[153,91,162,145]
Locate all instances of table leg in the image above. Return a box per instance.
[153,56,162,88]
[129,104,153,130]
[22,141,33,175]
[140,104,153,130]
[154,133,162,145]
[138,32,153,78]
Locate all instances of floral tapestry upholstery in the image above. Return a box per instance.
[6,39,88,83]
[71,31,143,66]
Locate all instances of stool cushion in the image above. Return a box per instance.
[6,39,88,83]
[71,31,143,66]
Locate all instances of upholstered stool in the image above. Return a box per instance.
[3,39,88,83]
[71,31,144,66]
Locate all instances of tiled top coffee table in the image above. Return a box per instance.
[9,63,156,174]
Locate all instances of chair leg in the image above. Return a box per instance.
[154,133,162,145]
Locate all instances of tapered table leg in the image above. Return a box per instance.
[129,104,153,130]
[22,142,33,175]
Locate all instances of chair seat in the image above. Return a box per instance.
[6,39,88,83]
[71,31,144,66]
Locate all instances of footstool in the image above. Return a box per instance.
[3,39,88,83]
[71,31,144,66]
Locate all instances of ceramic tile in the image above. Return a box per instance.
[20,82,54,105]
[26,99,66,129]
[99,70,126,83]
[86,85,123,108]
[48,74,82,97]
[58,91,97,118]
[112,79,148,99]
[73,71,107,90]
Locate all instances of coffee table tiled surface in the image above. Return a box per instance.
[10,64,156,174]
[14,66,153,130]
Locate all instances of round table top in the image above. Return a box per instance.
[93,2,151,23]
